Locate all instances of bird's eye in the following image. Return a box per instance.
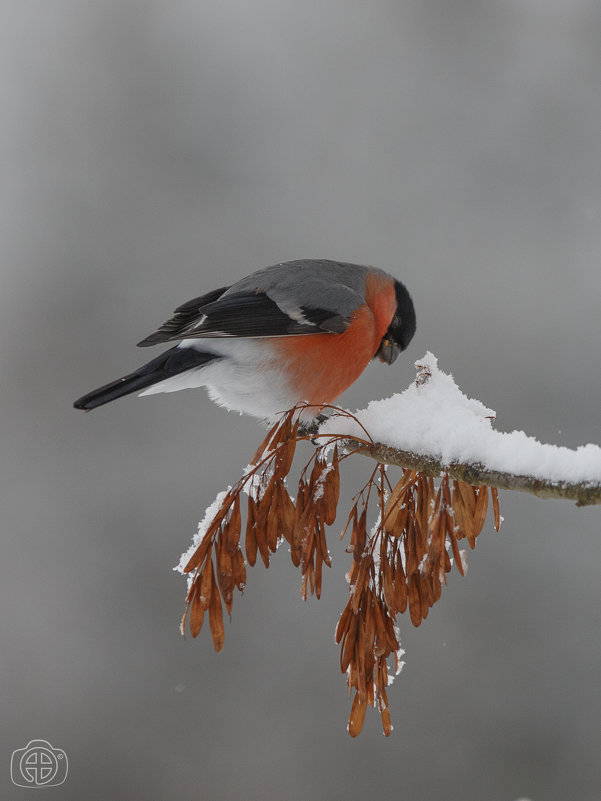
[391,315,400,328]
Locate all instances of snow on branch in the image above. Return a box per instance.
[320,352,601,506]
[175,352,601,737]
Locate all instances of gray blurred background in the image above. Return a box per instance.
[2,1,600,799]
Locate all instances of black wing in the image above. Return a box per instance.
[137,285,229,346]
[137,288,348,346]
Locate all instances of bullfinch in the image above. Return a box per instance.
[73,259,416,421]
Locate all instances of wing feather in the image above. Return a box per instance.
[137,285,230,346]
[137,288,350,345]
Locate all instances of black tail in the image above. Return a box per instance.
[73,347,217,411]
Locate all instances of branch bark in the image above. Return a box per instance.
[347,440,601,507]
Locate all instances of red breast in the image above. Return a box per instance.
[272,272,397,407]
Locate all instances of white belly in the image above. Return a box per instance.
[139,339,299,421]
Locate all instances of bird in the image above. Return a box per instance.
[73,259,416,422]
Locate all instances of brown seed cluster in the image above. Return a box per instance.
[179,404,502,735]
[181,491,247,652]
[334,466,502,735]
[181,408,304,648]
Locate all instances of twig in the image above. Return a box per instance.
[346,440,601,507]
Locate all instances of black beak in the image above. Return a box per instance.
[376,337,400,365]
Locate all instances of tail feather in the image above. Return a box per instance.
[73,347,217,411]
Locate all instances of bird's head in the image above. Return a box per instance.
[375,279,416,365]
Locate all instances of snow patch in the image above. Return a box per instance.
[320,352,601,485]
[174,489,230,584]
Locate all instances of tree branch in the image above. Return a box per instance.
[347,440,601,506]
